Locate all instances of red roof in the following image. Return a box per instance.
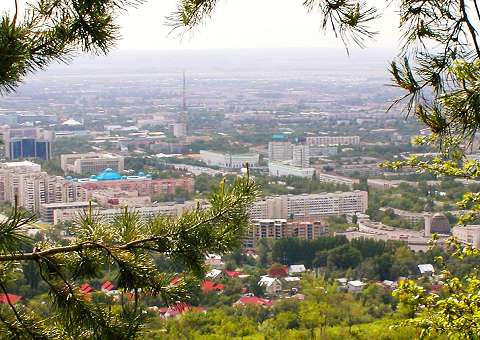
[0,294,22,304]
[267,266,288,278]
[80,283,94,294]
[235,296,272,307]
[201,280,225,293]
[170,277,182,286]
[101,281,116,291]
[224,270,242,278]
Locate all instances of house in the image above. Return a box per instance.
[201,280,225,294]
[80,283,94,294]
[267,266,289,278]
[418,264,435,276]
[224,270,242,278]
[0,294,22,304]
[101,281,116,294]
[258,276,283,295]
[234,296,273,307]
[336,278,348,288]
[158,302,191,319]
[288,265,306,276]
[205,253,224,269]
[347,280,366,293]
[205,269,224,280]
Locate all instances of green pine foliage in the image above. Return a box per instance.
[0,176,258,339]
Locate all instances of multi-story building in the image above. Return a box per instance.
[60,153,125,175]
[306,135,360,146]
[200,150,259,168]
[292,145,310,168]
[40,201,95,224]
[268,162,315,178]
[316,172,360,188]
[287,221,328,241]
[452,225,480,248]
[268,141,292,162]
[2,127,54,161]
[249,191,368,220]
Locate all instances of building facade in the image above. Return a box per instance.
[200,150,259,168]
[268,141,292,162]
[292,144,310,168]
[268,162,315,178]
[2,127,54,161]
[306,135,360,146]
[60,153,125,175]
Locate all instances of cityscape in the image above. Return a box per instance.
[0,0,479,336]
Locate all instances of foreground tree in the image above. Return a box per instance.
[0,176,258,338]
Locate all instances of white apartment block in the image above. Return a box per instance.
[249,191,368,220]
[292,145,310,168]
[452,226,480,248]
[268,141,292,162]
[200,150,259,169]
[268,162,315,178]
[316,172,360,188]
[306,135,360,146]
[60,153,125,175]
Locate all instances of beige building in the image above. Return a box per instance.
[452,226,480,248]
[40,201,95,224]
[316,172,360,188]
[306,135,360,146]
[60,153,125,175]
[292,144,310,168]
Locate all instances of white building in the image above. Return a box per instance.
[268,141,292,162]
[200,150,259,169]
[1,160,41,173]
[60,153,124,175]
[249,191,368,220]
[172,122,187,138]
[292,145,310,168]
[268,162,315,178]
[258,276,283,295]
[347,280,366,293]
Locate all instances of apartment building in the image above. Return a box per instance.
[306,135,360,146]
[249,191,368,220]
[316,172,360,188]
[60,153,125,175]
[268,162,315,178]
[287,221,328,240]
[200,150,259,169]
[268,141,292,162]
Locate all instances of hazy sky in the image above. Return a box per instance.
[118,0,400,50]
[4,0,400,50]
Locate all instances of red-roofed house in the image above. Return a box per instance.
[101,281,116,292]
[0,294,22,304]
[201,280,225,294]
[170,277,182,286]
[80,283,94,294]
[267,266,288,278]
[224,270,242,278]
[234,296,273,307]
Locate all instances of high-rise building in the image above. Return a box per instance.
[292,144,310,168]
[268,141,292,162]
[2,127,54,161]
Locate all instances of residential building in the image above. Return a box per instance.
[292,144,310,168]
[287,221,328,240]
[347,280,366,293]
[316,172,359,188]
[249,191,368,220]
[306,135,360,146]
[258,276,283,295]
[268,162,315,178]
[60,153,125,175]
[200,150,259,168]
[2,127,54,161]
[268,140,292,162]
[452,225,480,248]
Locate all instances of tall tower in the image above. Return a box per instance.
[173,71,188,138]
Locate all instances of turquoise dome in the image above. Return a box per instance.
[96,168,122,181]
